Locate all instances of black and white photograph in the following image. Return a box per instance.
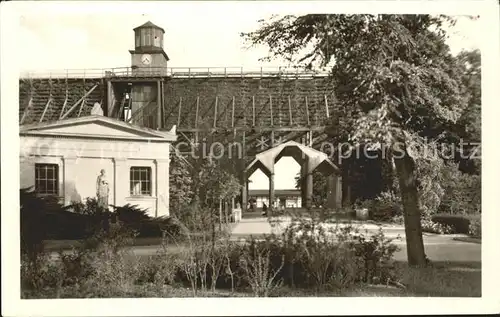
[1,0,499,316]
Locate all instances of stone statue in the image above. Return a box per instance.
[96,169,110,209]
[91,102,103,116]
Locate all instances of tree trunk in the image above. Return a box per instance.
[392,147,427,266]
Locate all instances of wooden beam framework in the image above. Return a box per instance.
[40,99,51,123]
[40,76,53,123]
[60,84,98,120]
[58,76,70,119]
[177,125,326,134]
[20,87,33,125]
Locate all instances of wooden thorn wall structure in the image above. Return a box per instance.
[19,71,343,209]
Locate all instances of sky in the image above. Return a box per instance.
[16,2,481,190]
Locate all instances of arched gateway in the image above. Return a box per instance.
[244,141,342,212]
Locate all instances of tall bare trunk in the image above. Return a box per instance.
[393,146,427,266]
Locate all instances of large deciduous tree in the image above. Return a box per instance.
[243,14,471,266]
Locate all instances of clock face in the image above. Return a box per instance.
[141,54,152,65]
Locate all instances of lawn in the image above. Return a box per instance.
[399,261,481,297]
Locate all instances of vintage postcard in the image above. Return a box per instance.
[1,0,499,316]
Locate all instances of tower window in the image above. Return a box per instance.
[154,36,160,47]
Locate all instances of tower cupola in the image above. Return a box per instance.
[133,21,165,50]
[129,21,169,69]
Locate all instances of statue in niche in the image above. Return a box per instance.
[96,169,110,210]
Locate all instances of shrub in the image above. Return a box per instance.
[355,191,402,222]
[137,216,185,239]
[468,219,481,238]
[431,213,479,234]
[21,253,65,296]
[80,243,141,297]
[343,228,400,285]
[288,227,359,290]
[112,204,150,224]
[69,197,112,236]
[20,187,65,260]
[45,210,90,240]
[239,243,285,297]
[439,165,481,215]
[234,218,402,292]
[421,218,454,234]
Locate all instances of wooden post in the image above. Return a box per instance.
[242,130,247,212]
[40,76,52,123]
[106,80,113,117]
[306,169,313,209]
[278,97,282,126]
[195,96,200,144]
[324,95,330,118]
[161,81,166,127]
[213,96,218,128]
[300,161,307,208]
[60,75,69,119]
[78,73,86,117]
[59,88,69,119]
[269,95,273,126]
[40,99,51,123]
[177,97,183,127]
[305,96,310,126]
[269,173,275,214]
[20,91,33,125]
[219,198,223,228]
[326,174,336,211]
[242,170,248,212]
[252,96,256,126]
[157,80,161,129]
[231,96,235,128]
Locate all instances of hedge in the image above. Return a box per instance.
[431,213,481,234]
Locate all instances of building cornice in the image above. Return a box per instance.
[19,131,174,143]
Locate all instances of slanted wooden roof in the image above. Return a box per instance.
[133,21,165,33]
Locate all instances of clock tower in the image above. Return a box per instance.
[129,21,170,72]
[117,21,169,129]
